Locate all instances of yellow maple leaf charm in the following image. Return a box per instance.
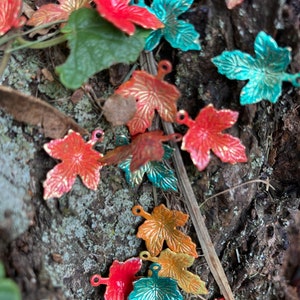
[132,204,197,257]
[140,249,208,295]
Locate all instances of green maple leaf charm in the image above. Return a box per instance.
[212,31,300,105]
[117,136,177,191]
[135,0,201,51]
[128,263,183,300]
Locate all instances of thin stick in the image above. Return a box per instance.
[141,51,235,300]
[201,178,274,208]
[0,40,13,78]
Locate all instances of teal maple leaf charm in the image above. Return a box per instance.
[117,136,177,191]
[128,263,183,300]
[135,0,201,51]
[212,31,300,105]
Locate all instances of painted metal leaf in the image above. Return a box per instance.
[116,60,181,135]
[176,105,247,171]
[117,136,177,191]
[212,31,300,105]
[0,0,25,36]
[43,129,104,199]
[135,0,201,51]
[27,0,90,26]
[94,0,163,36]
[128,263,183,300]
[100,131,181,172]
[225,0,244,9]
[132,204,198,257]
[140,249,208,295]
[90,257,142,300]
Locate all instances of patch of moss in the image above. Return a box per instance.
[0,114,35,243]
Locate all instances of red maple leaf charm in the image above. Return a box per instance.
[100,131,181,172]
[176,105,247,171]
[43,129,104,199]
[90,257,142,300]
[0,0,25,36]
[116,60,181,135]
[94,0,164,35]
[27,0,90,27]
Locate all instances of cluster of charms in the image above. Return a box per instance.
[90,204,208,299]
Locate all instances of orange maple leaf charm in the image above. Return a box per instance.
[132,204,198,257]
[140,249,208,295]
[116,60,181,135]
[27,0,90,27]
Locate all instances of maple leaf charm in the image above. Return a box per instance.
[132,204,198,257]
[27,0,90,27]
[119,144,178,191]
[94,0,163,35]
[100,130,181,172]
[225,0,244,9]
[135,0,201,51]
[43,129,104,199]
[117,135,178,191]
[116,60,181,135]
[128,263,183,300]
[90,257,142,300]
[176,105,247,171]
[212,31,300,104]
[0,0,25,36]
[140,249,208,295]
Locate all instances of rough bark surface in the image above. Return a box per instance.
[0,0,299,299]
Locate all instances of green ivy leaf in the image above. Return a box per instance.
[0,263,21,300]
[211,31,300,105]
[0,280,21,300]
[56,8,150,89]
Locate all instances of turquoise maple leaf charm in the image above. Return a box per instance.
[135,0,201,51]
[117,136,177,191]
[212,31,300,105]
[128,263,183,300]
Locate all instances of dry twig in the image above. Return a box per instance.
[141,51,235,300]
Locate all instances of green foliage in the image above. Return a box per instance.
[56,8,150,89]
[0,262,21,300]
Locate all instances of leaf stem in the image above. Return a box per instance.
[6,35,67,53]
[0,40,13,78]
[0,19,67,47]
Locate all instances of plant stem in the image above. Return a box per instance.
[6,35,67,53]
[0,19,67,47]
[0,38,15,78]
